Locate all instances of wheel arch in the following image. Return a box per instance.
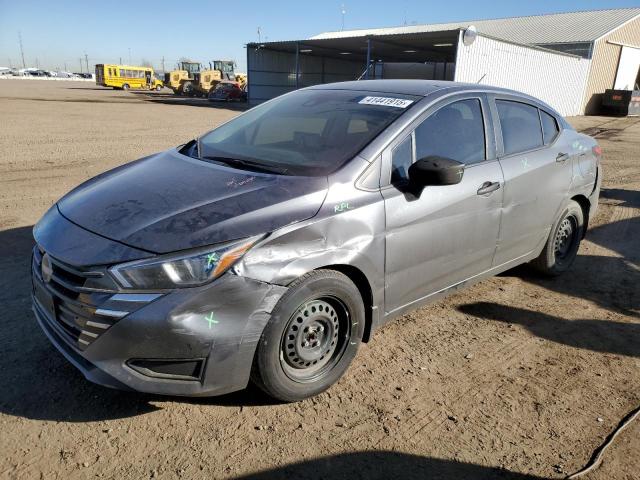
[570,194,590,238]
[314,264,374,343]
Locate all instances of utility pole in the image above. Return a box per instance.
[341,4,346,31]
[64,62,67,71]
[79,58,83,73]
[18,32,26,68]
[35,57,39,69]
[257,27,261,43]
[161,56,165,74]
[84,53,89,73]
[119,56,122,64]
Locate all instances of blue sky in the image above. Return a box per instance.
[1,0,638,72]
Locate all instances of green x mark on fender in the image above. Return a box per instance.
[205,312,218,329]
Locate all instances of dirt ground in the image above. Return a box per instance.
[0,79,638,480]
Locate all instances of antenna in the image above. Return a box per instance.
[18,32,26,68]
[341,4,346,31]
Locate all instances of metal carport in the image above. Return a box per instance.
[246,30,460,105]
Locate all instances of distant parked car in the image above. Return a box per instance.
[31,80,602,402]
[208,81,246,102]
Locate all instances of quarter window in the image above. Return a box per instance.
[540,110,560,145]
[391,135,413,184]
[414,99,486,165]
[496,100,544,155]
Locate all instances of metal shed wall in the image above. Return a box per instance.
[583,15,640,114]
[454,33,590,116]
[247,47,362,105]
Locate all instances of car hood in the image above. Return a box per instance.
[57,149,328,254]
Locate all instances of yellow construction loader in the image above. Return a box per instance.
[164,61,201,95]
[165,60,239,96]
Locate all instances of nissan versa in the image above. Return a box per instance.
[32,80,601,401]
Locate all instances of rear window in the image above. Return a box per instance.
[496,100,544,155]
[198,89,419,176]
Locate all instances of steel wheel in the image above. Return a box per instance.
[554,215,577,260]
[280,297,350,382]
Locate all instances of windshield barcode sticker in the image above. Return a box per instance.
[358,96,413,108]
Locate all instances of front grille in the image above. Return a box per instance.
[32,246,160,351]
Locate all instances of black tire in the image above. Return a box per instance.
[531,200,584,276]
[155,85,162,91]
[251,270,365,402]
[122,83,129,90]
[181,81,194,96]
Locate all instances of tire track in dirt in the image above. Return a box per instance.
[330,335,532,450]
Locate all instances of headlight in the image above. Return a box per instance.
[109,235,262,290]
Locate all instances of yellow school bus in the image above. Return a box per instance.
[95,64,163,90]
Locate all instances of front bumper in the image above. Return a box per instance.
[32,248,286,397]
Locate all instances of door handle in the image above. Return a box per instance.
[556,152,570,162]
[477,181,500,195]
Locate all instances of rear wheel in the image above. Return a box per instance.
[531,200,584,276]
[155,84,162,91]
[122,83,130,90]
[251,270,365,402]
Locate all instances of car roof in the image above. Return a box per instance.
[309,79,529,96]
[306,79,563,118]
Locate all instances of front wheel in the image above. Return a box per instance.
[155,85,162,91]
[531,200,584,276]
[251,270,365,402]
[122,83,130,90]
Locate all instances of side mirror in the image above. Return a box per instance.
[408,156,465,188]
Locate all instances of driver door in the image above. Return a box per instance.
[382,94,504,314]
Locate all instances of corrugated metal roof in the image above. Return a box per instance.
[311,7,640,45]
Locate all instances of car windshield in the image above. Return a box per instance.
[197,89,419,176]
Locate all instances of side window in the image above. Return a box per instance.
[391,135,413,184]
[496,100,544,155]
[414,99,486,165]
[540,110,560,145]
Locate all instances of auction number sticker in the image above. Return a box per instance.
[358,96,413,108]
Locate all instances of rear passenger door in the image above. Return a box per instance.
[491,96,573,265]
[382,94,504,314]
